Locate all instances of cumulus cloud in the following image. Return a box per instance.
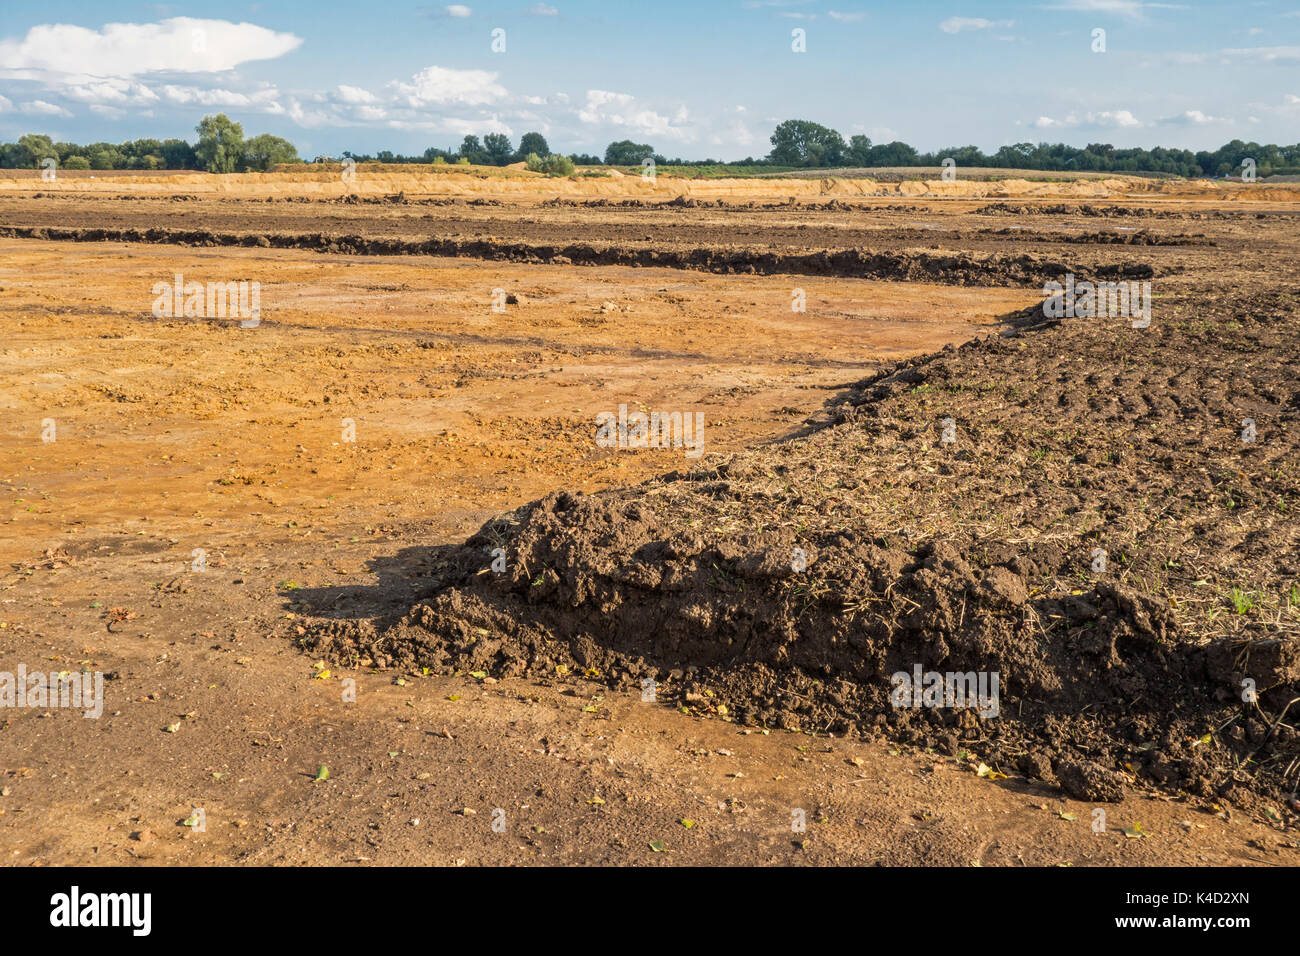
[1033,109,1142,128]
[392,65,507,107]
[337,84,378,104]
[0,17,302,79]
[576,89,692,139]
[1161,108,1227,125]
[285,98,335,128]
[161,84,282,109]
[446,5,472,17]
[708,119,757,148]
[61,79,159,106]
[527,3,559,14]
[20,99,73,117]
[0,94,11,111]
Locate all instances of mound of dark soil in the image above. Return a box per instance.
[304,281,1300,812]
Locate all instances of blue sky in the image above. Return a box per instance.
[0,1,1297,159]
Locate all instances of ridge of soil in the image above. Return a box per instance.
[306,285,1300,811]
[0,224,1162,285]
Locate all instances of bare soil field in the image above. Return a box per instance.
[2,169,1298,866]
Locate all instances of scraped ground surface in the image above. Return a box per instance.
[1,168,1297,865]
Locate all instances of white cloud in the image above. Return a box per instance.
[89,104,126,119]
[940,17,1013,33]
[708,119,756,148]
[20,99,72,117]
[577,89,693,140]
[286,97,335,128]
[941,17,990,33]
[578,89,634,119]
[392,65,507,106]
[0,17,302,79]
[337,84,378,104]
[527,3,559,14]
[387,115,513,137]
[0,94,10,111]
[446,5,472,17]
[1044,1,1184,18]
[61,79,158,106]
[1033,109,1142,128]
[161,84,282,108]
[1161,108,1226,125]
[1215,45,1300,63]
[1166,45,1300,65]
[1094,109,1142,127]
[828,10,864,21]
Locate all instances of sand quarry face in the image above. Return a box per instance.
[5,163,1300,204]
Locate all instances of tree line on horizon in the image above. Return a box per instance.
[761,119,1300,178]
[0,114,298,173]
[2,113,1297,178]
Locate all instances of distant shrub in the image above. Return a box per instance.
[63,156,91,170]
[432,155,446,165]
[455,156,470,165]
[537,153,574,176]
[524,151,543,171]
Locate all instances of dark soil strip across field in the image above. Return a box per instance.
[0,224,1160,285]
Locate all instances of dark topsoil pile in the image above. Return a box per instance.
[306,282,1300,811]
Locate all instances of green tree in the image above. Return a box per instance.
[847,135,872,166]
[63,155,91,170]
[865,140,919,166]
[537,153,574,176]
[766,120,846,167]
[458,135,485,164]
[604,139,655,165]
[160,139,197,170]
[241,133,300,171]
[483,132,514,165]
[123,138,163,168]
[86,143,125,169]
[17,134,57,167]
[518,132,549,158]
[195,113,245,173]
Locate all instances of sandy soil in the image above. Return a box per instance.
[1,170,1297,866]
